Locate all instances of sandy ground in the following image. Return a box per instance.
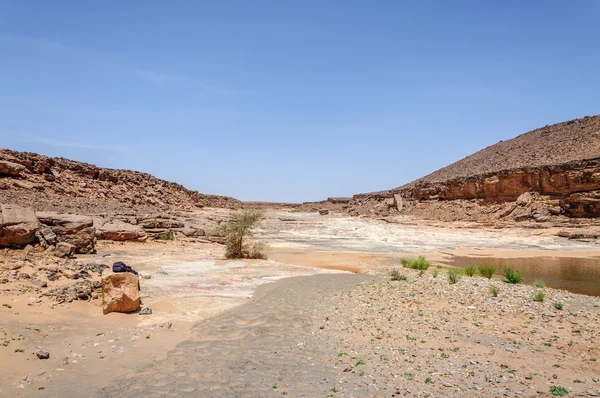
[2,210,600,397]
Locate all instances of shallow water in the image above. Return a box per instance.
[449,256,600,296]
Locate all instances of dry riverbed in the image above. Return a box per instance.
[1,210,600,397]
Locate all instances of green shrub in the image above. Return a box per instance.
[533,290,545,302]
[478,265,496,279]
[554,302,563,310]
[464,266,476,277]
[533,280,546,288]
[489,285,500,297]
[549,386,568,396]
[448,269,460,284]
[156,230,174,241]
[503,266,523,284]
[218,210,267,259]
[390,269,407,281]
[400,256,431,270]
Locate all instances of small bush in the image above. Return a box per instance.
[489,285,500,297]
[218,210,267,259]
[390,269,407,281]
[432,269,439,278]
[478,265,496,279]
[464,266,476,277]
[533,280,546,288]
[554,302,563,310]
[533,290,545,302]
[448,269,460,284]
[549,386,568,396]
[156,230,174,241]
[400,256,431,270]
[503,266,523,284]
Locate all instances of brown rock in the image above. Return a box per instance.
[95,219,147,242]
[0,204,39,248]
[54,242,76,258]
[557,230,600,239]
[319,209,329,215]
[0,160,27,177]
[37,212,95,253]
[101,271,140,315]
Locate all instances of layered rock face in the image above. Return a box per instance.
[347,115,600,219]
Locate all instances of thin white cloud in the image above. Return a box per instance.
[26,135,130,151]
[0,32,228,93]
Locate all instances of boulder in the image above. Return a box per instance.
[101,270,140,315]
[0,204,39,248]
[54,242,76,258]
[557,230,600,239]
[173,227,205,237]
[393,194,404,212]
[39,224,57,245]
[37,212,95,253]
[516,192,536,206]
[95,219,147,242]
[0,160,27,177]
[319,209,329,215]
[137,216,184,230]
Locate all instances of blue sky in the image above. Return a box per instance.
[1,1,599,202]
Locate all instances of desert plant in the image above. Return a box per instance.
[478,264,496,279]
[390,269,407,281]
[554,302,564,310]
[432,269,439,278]
[448,269,460,284]
[489,285,500,297]
[533,280,546,288]
[156,229,174,241]
[533,290,545,302]
[218,210,267,259]
[464,266,476,277]
[400,256,431,270]
[549,386,568,396]
[503,266,523,284]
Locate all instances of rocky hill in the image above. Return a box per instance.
[0,148,241,215]
[346,115,600,222]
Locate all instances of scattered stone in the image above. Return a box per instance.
[159,322,172,329]
[54,242,76,258]
[35,349,50,359]
[139,307,152,315]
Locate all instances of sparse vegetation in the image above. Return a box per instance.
[549,386,568,396]
[533,290,545,302]
[533,280,546,288]
[432,269,439,278]
[355,359,365,366]
[489,285,500,297]
[478,264,496,279]
[554,302,563,310]
[464,266,476,277]
[156,229,174,241]
[389,269,406,281]
[503,266,523,284]
[447,269,460,284]
[400,256,431,270]
[218,210,267,259]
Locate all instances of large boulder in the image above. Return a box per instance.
[0,204,39,248]
[137,216,184,230]
[94,219,147,242]
[101,270,140,315]
[37,212,95,253]
[0,160,27,177]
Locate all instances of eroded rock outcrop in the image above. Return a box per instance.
[94,218,147,241]
[37,212,95,253]
[0,204,39,247]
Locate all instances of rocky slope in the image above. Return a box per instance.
[345,115,600,222]
[0,148,241,214]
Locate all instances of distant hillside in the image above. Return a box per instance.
[402,115,600,187]
[0,148,241,214]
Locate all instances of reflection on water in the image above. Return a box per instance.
[449,256,600,296]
